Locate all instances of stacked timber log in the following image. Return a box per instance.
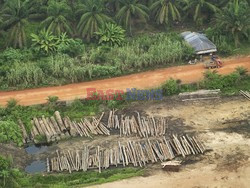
[240,90,250,100]
[21,111,109,144]
[179,89,221,101]
[18,119,30,144]
[47,134,207,173]
[107,110,167,137]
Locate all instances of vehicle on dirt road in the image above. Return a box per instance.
[204,55,223,69]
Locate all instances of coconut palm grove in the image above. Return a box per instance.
[0,0,250,187]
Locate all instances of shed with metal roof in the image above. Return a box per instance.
[181,31,217,55]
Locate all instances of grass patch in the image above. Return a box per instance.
[232,43,250,56]
[18,168,144,188]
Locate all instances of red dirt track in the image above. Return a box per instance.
[0,57,249,106]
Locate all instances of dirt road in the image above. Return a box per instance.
[0,56,249,106]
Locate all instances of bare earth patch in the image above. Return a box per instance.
[90,96,250,188]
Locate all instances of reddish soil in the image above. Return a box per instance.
[0,56,249,106]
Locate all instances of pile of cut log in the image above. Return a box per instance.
[240,90,250,100]
[47,134,207,173]
[179,89,221,101]
[107,110,167,137]
[18,111,109,144]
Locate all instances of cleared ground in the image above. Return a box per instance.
[88,96,250,188]
[2,95,249,188]
[0,56,249,106]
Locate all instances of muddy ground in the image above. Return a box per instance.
[1,95,250,187]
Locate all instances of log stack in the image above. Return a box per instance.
[47,134,207,173]
[23,111,109,144]
[240,90,250,100]
[107,111,167,138]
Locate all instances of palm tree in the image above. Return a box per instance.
[77,0,112,41]
[105,0,121,14]
[116,0,149,35]
[41,0,73,36]
[215,0,250,47]
[0,0,34,48]
[150,0,181,26]
[184,0,218,25]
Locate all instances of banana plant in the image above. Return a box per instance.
[95,23,126,46]
[31,29,59,54]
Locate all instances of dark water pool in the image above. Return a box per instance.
[25,160,46,174]
[25,145,48,155]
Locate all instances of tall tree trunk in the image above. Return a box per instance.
[234,32,239,47]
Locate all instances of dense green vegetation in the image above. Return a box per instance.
[0,155,143,188]
[161,67,250,96]
[0,0,250,90]
[0,33,192,90]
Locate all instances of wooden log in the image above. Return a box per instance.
[64,117,77,136]
[54,111,69,136]
[45,117,57,135]
[50,116,65,137]
[173,135,186,158]
[38,118,51,143]
[18,119,29,144]
[118,142,125,166]
[97,146,101,173]
[186,135,199,154]
[33,117,44,135]
[183,136,195,155]
[72,121,83,137]
[42,116,54,136]
[47,158,50,172]
[147,139,157,162]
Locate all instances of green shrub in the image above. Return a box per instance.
[58,39,85,57]
[91,65,121,78]
[6,62,44,87]
[0,48,33,64]
[0,155,22,188]
[95,23,126,47]
[206,27,234,55]
[201,71,241,89]
[47,96,59,104]
[0,120,23,146]
[162,78,180,96]
[235,66,248,76]
[6,99,18,109]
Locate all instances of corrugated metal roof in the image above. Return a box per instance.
[181,31,217,54]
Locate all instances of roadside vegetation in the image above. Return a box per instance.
[0,155,143,187]
[1,0,250,90]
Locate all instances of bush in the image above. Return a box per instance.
[0,48,33,65]
[58,39,85,57]
[206,27,234,55]
[91,65,121,78]
[0,120,23,146]
[95,23,126,47]
[201,70,241,89]
[47,96,59,104]
[6,99,18,109]
[235,66,248,76]
[0,155,22,188]
[162,78,180,96]
[6,62,44,87]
